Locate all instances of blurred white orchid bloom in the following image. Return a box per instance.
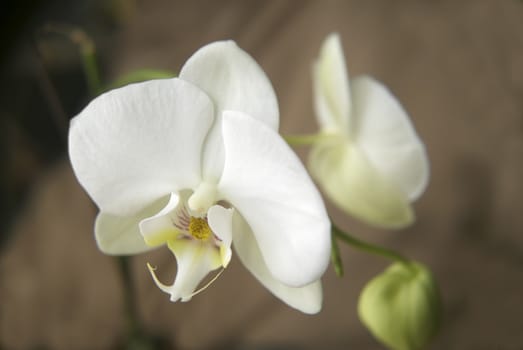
[309,33,429,229]
[69,41,330,314]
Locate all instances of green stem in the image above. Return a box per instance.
[118,256,141,340]
[284,133,325,146]
[42,25,103,97]
[70,29,102,96]
[118,257,166,349]
[330,233,344,277]
[332,224,410,265]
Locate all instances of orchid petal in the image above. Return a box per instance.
[351,76,429,201]
[95,196,169,255]
[232,213,323,314]
[157,240,222,302]
[218,111,330,287]
[309,138,414,229]
[139,192,180,247]
[313,33,351,132]
[180,41,279,181]
[207,205,234,267]
[69,78,214,215]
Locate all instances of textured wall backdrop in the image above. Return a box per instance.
[1,1,522,349]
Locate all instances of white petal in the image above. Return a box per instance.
[207,205,233,267]
[218,111,331,287]
[159,240,222,302]
[313,33,351,132]
[69,78,214,215]
[351,76,429,201]
[179,41,279,181]
[232,213,323,314]
[139,192,180,247]
[95,196,170,255]
[309,139,414,229]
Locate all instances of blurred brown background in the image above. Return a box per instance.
[1,0,522,349]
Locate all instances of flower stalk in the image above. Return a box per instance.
[332,224,410,266]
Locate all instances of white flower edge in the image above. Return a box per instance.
[233,212,323,314]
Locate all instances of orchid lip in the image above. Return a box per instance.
[138,191,231,302]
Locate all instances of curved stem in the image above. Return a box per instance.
[332,224,410,265]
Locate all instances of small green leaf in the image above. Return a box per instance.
[106,69,176,90]
[358,262,441,350]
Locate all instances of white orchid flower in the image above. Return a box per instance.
[309,33,429,229]
[69,41,331,314]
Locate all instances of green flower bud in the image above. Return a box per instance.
[358,262,441,350]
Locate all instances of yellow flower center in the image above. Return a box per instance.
[189,217,212,240]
